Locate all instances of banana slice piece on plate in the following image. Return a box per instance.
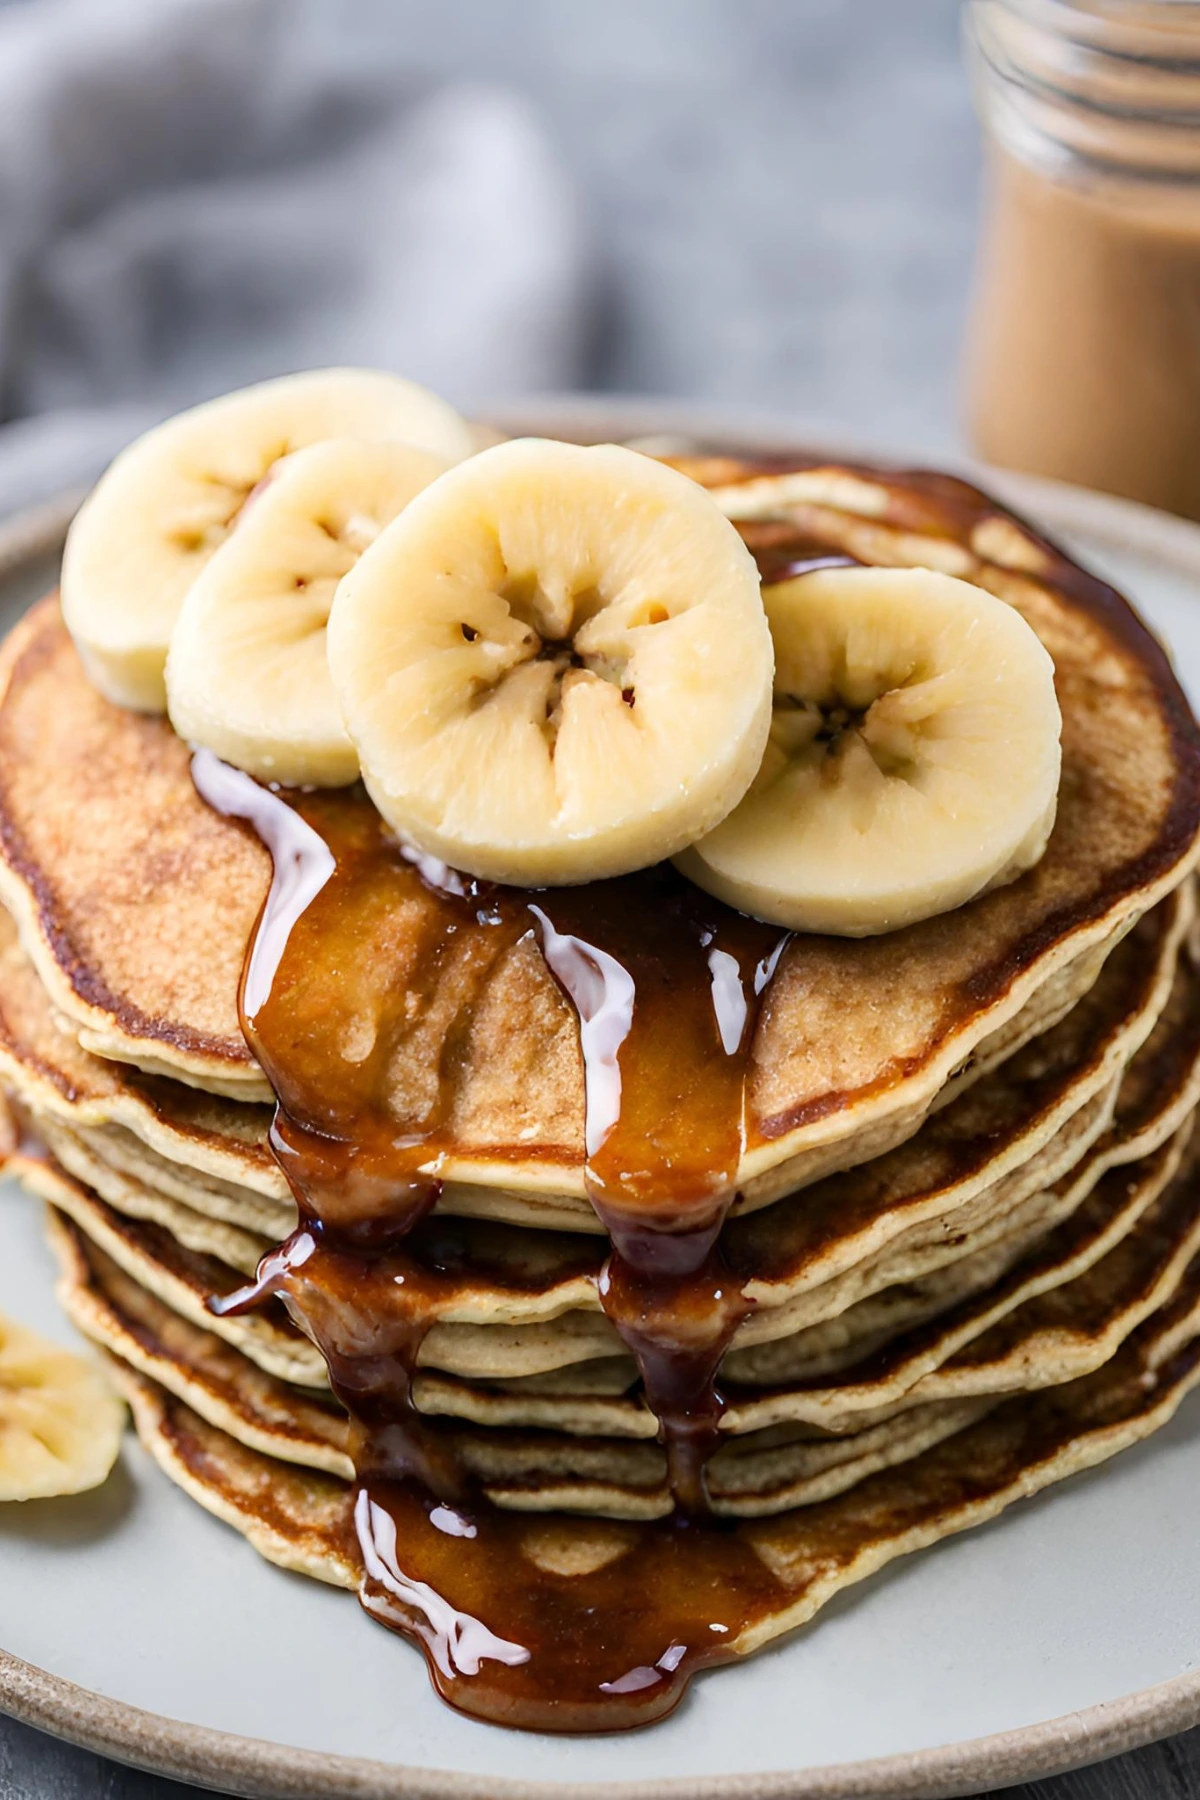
[166,438,447,786]
[0,1309,124,1500]
[675,565,1062,936]
[328,438,774,885]
[62,368,475,712]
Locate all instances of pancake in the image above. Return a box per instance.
[724,1125,1194,1428]
[43,1153,1183,1523]
[18,906,1197,1413]
[0,890,1159,1249]
[48,1209,350,1475]
[1,854,1146,1247]
[13,1106,1174,1403]
[47,1210,997,1521]
[407,1122,1197,1437]
[17,1157,327,1389]
[722,893,1198,1334]
[33,1116,269,1274]
[24,1094,1198,1453]
[723,963,1200,1389]
[0,523,1195,1221]
[98,1253,1200,1728]
[404,1061,1200,1437]
[59,1120,289,1239]
[0,904,285,1208]
[1,886,1190,1351]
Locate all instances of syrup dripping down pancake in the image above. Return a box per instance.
[92,1250,1200,1730]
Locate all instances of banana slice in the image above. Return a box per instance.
[0,1308,124,1499]
[62,368,475,712]
[165,438,447,787]
[328,438,774,885]
[675,565,1062,936]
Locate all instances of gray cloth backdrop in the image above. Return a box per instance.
[0,0,587,511]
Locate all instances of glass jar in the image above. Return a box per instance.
[963,0,1200,519]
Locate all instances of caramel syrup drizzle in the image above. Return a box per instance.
[533,883,786,1512]
[193,745,786,1729]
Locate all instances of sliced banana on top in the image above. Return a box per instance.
[675,565,1062,937]
[62,368,475,712]
[166,438,448,787]
[328,438,774,885]
[0,1308,124,1500]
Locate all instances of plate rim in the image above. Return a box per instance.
[4,1642,1200,1800]
[5,395,1200,1799]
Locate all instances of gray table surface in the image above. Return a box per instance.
[2,2,1195,1794]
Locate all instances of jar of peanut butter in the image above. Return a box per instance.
[964,0,1200,519]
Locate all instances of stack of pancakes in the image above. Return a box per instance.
[3,450,1200,1671]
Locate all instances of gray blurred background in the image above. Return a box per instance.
[0,0,976,514]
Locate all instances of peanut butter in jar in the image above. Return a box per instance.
[963,0,1200,520]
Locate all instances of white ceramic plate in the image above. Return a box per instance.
[4,405,1200,1800]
